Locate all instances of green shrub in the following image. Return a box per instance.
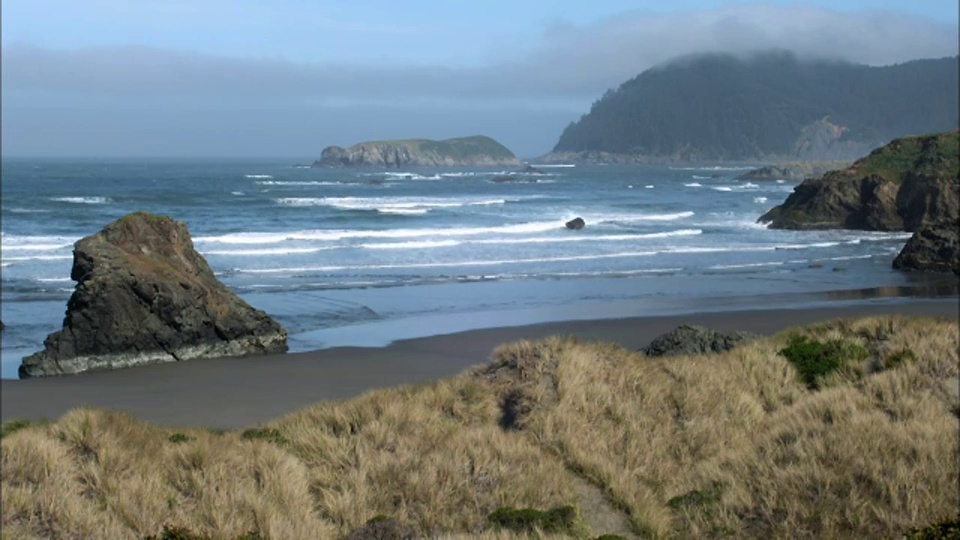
[143,525,262,540]
[883,349,917,370]
[167,432,194,444]
[143,525,211,540]
[903,516,960,539]
[0,418,50,439]
[343,515,417,540]
[779,336,867,389]
[667,483,725,509]
[240,427,286,445]
[488,505,579,533]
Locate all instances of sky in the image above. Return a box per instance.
[2,1,958,158]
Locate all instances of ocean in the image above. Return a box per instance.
[0,158,950,378]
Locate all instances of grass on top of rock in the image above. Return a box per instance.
[361,135,516,160]
[853,130,959,183]
[2,315,957,539]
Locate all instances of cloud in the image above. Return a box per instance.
[3,3,957,106]
[2,3,957,157]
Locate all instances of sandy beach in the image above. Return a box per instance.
[2,298,957,429]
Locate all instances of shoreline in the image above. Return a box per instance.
[2,297,956,429]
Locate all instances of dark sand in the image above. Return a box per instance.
[2,299,957,429]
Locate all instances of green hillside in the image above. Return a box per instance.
[552,51,959,161]
[362,135,516,160]
[853,130,960,183]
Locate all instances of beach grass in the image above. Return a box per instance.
[2,315,957,539]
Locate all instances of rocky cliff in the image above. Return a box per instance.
[758,131,959,231]
[19,212,288,377]
[314,135,520,168]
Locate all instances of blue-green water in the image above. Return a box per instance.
[0,158,940,378]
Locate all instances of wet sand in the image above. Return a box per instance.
[2,299,956,429]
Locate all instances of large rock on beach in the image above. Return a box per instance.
[892,221,960,274]
[643,325,757,357]
[19,212,287,377]
[759,131,959,231]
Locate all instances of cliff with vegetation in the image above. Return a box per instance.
[543,52,958,163]
[759,131,959,231]
[2,316,957,538]
[315,135,520,168]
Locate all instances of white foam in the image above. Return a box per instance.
[244,174,274,179]
[684,182,702,187]
[380,172,442,180]
[50,196,110,204]
[471,230,702,245]
[776,180,786,184]
[2,243,71,251]
[360,240,461,250]
[2,254,73,261]
[1,234,79,247]
[231,191,245,196]
[546,267,683,278]
[847,232,914,242]
[598,211,695,223]
[709,261,786,270]
[645,185,655,189]
[692,175,712,180]
[713,183,758,192]
[754,196,768,203]
[238,249,660,274]
[378,208,430,215]
[36,277,73,282]
[536,164,576,168]
[275,196,508,214]
[825,254,875,261]
[256,180,342,186]
[194,220,565,245]
[202,246,332,256]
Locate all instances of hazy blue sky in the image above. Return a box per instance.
[2,1,958,158]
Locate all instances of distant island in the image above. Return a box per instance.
[540,51,959,163]
[314,135,521,168]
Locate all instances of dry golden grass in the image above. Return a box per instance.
[2,315,957,539]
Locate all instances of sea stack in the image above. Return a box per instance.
[19,212,287,377]
[758,131,959,231]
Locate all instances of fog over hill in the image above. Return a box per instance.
[548,52,959,163]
